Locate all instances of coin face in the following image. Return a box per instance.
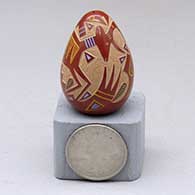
[65,124,128,181]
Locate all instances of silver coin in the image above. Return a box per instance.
[65,124,128,181]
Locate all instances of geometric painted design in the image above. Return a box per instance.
[86,99,104,112]
[81,91,91,100]
[94,15,107,25]
[84,37,95,48]
[84,52,95,63]
[61,10,134,115]
[124,44,129,53]
[86,23,94,30]
[65,36,79,64]
[96,90,113,102]
[91,103,101,110]
[66,78,74,89]
[113,83,127,101]
[79,26,86,37]
[119,56,126,64]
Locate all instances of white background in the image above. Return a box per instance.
[0,0,195,194]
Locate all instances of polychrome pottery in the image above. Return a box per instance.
[61,10,134,115]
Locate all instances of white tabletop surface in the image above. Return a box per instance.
[0,0,195,194]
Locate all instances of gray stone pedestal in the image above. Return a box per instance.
[53,91,145,181]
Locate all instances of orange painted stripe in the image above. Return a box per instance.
[97,90,113,98]
[95,94,112,102]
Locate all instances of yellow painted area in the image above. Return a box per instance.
[65,36,79,64]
